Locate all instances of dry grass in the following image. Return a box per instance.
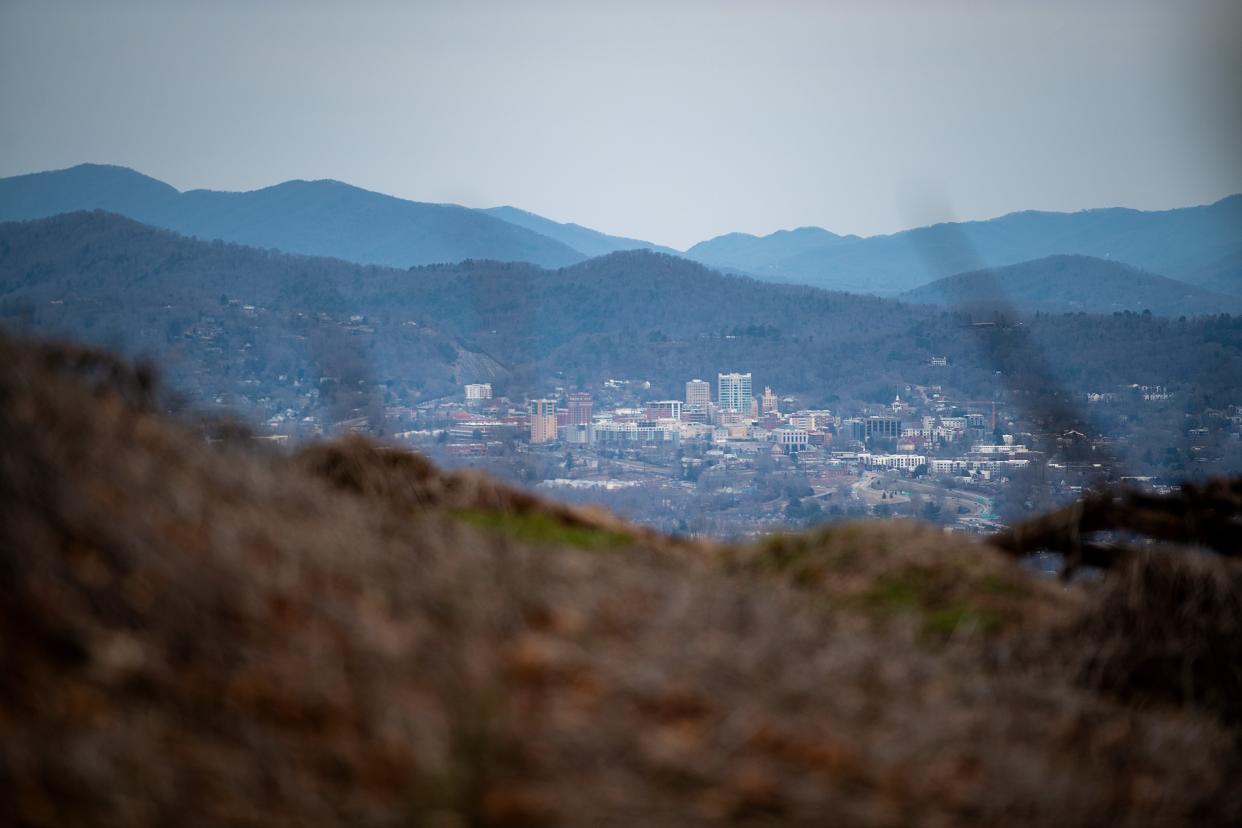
[1,332,1240,826]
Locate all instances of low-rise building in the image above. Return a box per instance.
[646,400,683,421]
[773,427,809,452]
[593,420,679,447]
[859,453,927,470]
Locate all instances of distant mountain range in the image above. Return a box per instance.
[0,164,590,269]
[480,205,677,259]
[1,163,1239,300]
[684,226,857,273]
[902,255,1242,317]
[683,199,1242,296]
[0,164,677,270]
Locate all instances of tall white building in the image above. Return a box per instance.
[464,383,492,401]
[717,372,752,414]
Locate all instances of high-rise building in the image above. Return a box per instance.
[567,392,594,426]
[843,417,867,443]
[685,379,711,411]
[717,372,752,413]
[761,386,778,413]
[529,399,557,444]
[464,383,492,401]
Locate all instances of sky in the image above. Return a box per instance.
[2,0,1240,250]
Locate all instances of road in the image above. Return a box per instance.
[901,477,992,519]
[847,471,911,507]
[829,470,994,522]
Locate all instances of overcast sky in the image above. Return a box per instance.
[2,0,1240,249]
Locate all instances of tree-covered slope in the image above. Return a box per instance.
[685,226,854,274]
[902,254,1242,316]
[3,212,1241,410]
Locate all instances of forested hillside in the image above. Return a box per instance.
[685,226,854,273]
[902,254,1242,316]
[3,212,1241,412]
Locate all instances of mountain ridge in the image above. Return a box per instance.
[3,163,1240,297]
[4,211,1240,414]
[686,196,1242,295]
[0,163,588,269]
[902,254,1242,317]
[481,205,678,258]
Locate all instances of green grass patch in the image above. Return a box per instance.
[454,509,632,551]
[747,527,863,582]
[859,571,1010,639]
[861,573,927,613]
[977,573,1022,596]
[923,604,1004,637]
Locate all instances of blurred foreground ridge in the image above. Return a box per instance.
[1,332,1240,826]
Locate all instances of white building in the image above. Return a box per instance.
[922,415,967,431]
[858,453,927,470]
[930,458,1029,476]
[718,372,753,413]
[972,443,1028,455]
[559,423,593,445]
[592,420,679,446]
[774,427,810,451]
[465,383,493,401]
[787,411,832,431]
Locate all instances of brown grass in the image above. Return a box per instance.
[1,332,1239,826]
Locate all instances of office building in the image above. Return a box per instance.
[646,400,682,421]
[717,372,752,413]
[567,392,593,426]
[592,420,680,447]
[774,427,809,452]
[685,379,711,411]
[865,415,901,439]
[528,399,557,444]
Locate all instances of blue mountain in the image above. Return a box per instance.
[902,254,1242,317]
[0,164,586,268]
[685,198,1242,296]
[481,205,677,258]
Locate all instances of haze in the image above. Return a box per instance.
[1,0,1240,249]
